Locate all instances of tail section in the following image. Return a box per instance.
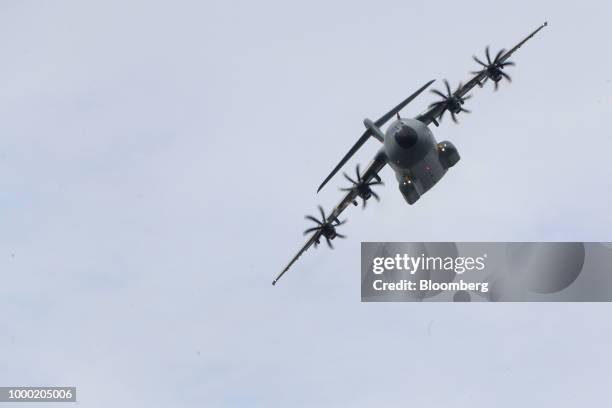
[316,79,435,193]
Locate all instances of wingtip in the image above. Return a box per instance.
[317,179,329,193]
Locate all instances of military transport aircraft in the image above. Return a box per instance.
[272,22,548,285]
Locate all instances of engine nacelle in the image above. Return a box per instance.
[321,224,337,239]
[447,97,463,114]
[487,66,503,82]
[438,141,460,170]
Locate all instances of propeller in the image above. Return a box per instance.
[340,164,383,208]
[472,46,515,91]
[428,79,471,123]
[303,205,346,249]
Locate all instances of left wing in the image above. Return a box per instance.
[327,149,387,222]
[272,232,320,286]
[272,151,387,285]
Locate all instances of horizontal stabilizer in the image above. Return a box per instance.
[317,79,435,192]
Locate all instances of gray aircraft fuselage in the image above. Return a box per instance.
[273,23,548,285]
[380,118,459,204]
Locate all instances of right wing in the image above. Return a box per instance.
[417,22,548,126]
[497,22,548,65]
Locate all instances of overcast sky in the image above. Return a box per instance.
[1,0,611,407]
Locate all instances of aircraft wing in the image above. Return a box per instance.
[497,22,548,65]
[326,150,387,222]
[272,151,387,285]
[272,232,321,286]
[417,73,487,127]
[417,22,548,126]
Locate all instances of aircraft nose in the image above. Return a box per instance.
[394,126,418,149]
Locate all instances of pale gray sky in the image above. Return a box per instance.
[1,0,611,407]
